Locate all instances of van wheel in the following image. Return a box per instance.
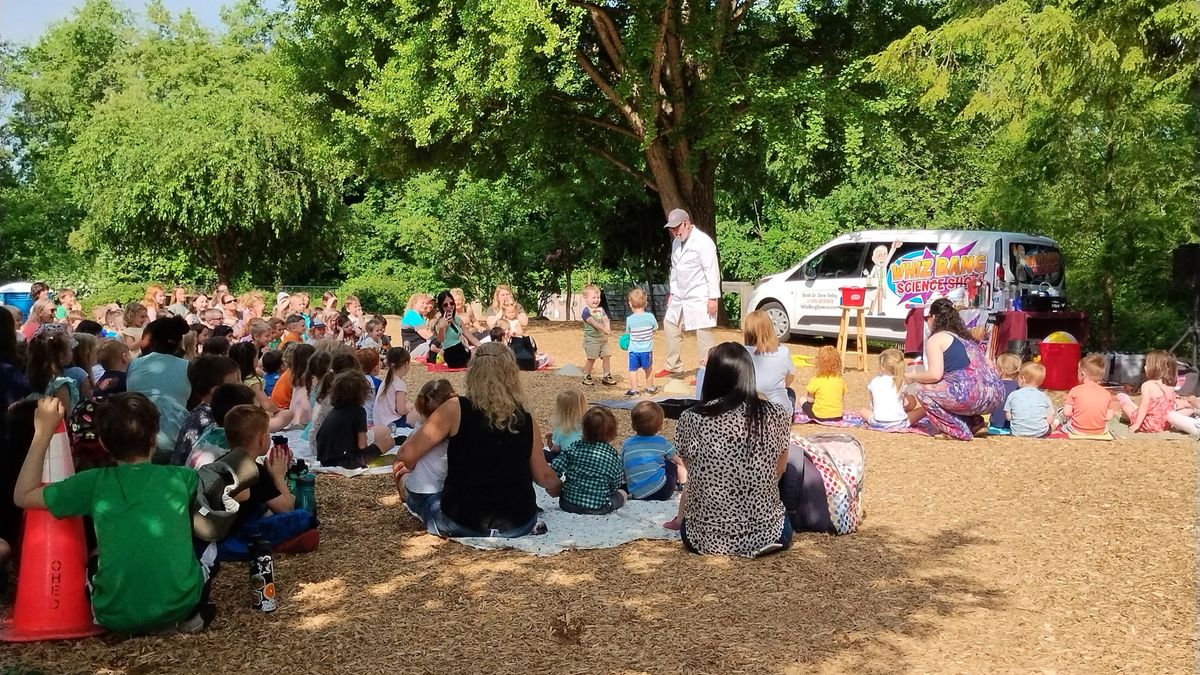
[760,301,790,341]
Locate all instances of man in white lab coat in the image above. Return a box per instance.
[658,209,720,376]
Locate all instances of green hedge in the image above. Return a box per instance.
[337,269,441,315]
[80,283,150,312]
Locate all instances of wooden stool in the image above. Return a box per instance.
[837,305,868,372]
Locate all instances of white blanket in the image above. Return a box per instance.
[453,487,681,556]
[284,428,683,555]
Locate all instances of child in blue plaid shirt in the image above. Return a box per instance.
[551,406,626,515]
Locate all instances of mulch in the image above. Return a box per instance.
[2,324,1195,672]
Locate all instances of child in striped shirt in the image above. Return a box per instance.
[622,401,686,501]
[624,288,659,396]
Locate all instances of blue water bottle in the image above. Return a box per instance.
[294,472,317,517]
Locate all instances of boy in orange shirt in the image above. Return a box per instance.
[1059,354,1114,435]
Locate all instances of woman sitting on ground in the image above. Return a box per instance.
[906,298,1005,440]
[485,284,529,331]
[432,291,480,369]
[392,342,561,538]
[400,293,436,356]
[451,288,488,337]
[741,310,797,415]
[675,342,793,558]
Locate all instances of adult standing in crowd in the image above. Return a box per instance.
[126,317,192,462]
[659,209,720,377]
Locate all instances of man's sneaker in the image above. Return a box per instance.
[601,374,619,386]
[654,369,680,379]
[625,389,639,396]
[582,375,595,386]
[644,386,658,395]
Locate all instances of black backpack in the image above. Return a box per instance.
[510,336,537,371]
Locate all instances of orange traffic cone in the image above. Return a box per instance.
[1,421,104,642]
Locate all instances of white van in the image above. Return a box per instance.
[745,229,1065,342]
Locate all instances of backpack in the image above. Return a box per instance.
[510,336,538,371]
[785,433,865,535]
[67,398,116,473]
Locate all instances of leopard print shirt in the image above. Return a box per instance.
[676,401,791,557]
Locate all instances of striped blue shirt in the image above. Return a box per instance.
[625,311,658,353]
[621,434,676,499]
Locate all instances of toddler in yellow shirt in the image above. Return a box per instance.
[802,346,846,421]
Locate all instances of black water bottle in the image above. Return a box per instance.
[249,537,277,613]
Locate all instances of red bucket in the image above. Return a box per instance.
[839,287,866,307]
[1040,342,1081,391]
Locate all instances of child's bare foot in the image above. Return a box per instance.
[663,516,681,531]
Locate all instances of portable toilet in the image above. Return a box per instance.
[0,282,35,321]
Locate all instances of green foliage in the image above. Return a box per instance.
[868,0,1199,349]
[2,0,348,287]
[79,282,148,312]
[337,274,434,316]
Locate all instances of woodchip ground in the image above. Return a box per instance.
[2,324,1195,673]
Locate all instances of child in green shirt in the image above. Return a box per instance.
[15,394,216,634]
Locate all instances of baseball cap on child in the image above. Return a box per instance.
[276,292,289,304]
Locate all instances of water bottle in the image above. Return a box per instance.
[286,459,308,496]
[294,472,317,516]
[249,537,277,612]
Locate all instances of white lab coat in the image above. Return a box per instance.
[666,228,721,330]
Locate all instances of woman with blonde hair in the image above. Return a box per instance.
[400,293,436,355]
[742,310,796,413]
[392,342,561,537]
[450,288,487,335]
[239,291,265,320]
[141,284,167,322]
[485,284,529,330]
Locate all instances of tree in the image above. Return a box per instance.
[59,3,348,284]
[287,0,936,238]
[870,0,1200,348]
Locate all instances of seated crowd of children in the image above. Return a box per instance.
[2,280,1199,638]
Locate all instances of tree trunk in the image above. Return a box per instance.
[211,235,237,286]
[644,145,718,239]
[1100,269,1115,351]
[565,266,574,321]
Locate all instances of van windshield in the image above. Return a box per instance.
[1010,243,1064,286]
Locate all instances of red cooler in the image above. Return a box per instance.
[1040,342,1081,391]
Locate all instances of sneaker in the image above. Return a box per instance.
[601,374,618,386]
[752,541,786,558]
[625,389,639,396]
[582,375,595,386]
[654,369,678,379]
[644,386,658,395]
